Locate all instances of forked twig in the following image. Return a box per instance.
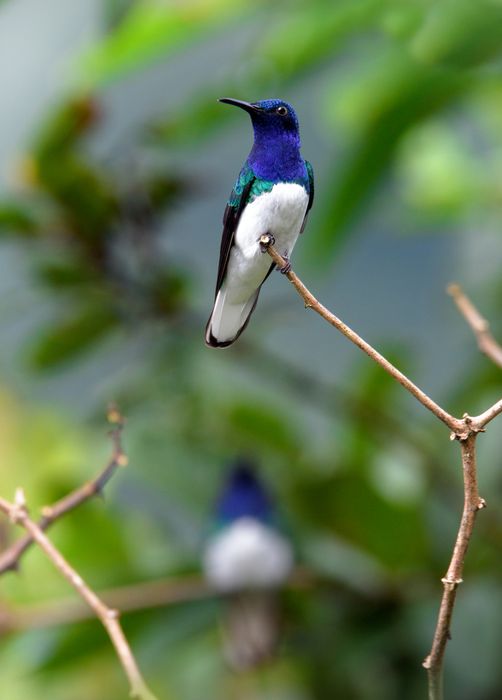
[0,405,127,574]
[0,489,157,700]
[260,237,501,435]
[260,238,502,700]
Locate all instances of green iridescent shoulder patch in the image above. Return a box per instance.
[228,162,310,208]
[249,178,275,201]
[305,160,314,190]
[228,165,275,208]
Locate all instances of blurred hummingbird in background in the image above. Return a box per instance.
[203,458,293,669]
[205,98,314,348]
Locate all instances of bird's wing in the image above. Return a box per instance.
[300,160,314,234]
[214,166,256,295]
[306,160,314,212]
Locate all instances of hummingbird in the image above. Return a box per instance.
[203,459,293,669]
[205,98,314,348]
[203,459,293,591]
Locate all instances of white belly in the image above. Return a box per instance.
[204,517,293,591]
[224,182,308,303]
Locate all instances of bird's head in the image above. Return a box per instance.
[215,458,273,524]
[219,97,300,145]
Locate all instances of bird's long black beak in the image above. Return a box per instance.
[218,98,262,114]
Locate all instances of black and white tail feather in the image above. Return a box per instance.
[205,177,261,348]
[205,284,263,348]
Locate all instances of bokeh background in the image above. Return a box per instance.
[0,1,501,698]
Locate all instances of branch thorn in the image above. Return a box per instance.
[10,489,27,523]
[107,403,124,426]
[441,576,463,589]
[117,453,129,467]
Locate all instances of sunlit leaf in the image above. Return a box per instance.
[396,121,480,216]
[411,0,502,68]
[77,0,254,88]
[306,53,469,264]
[152,0,388,144]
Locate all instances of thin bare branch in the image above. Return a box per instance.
[0,569,315,633]
[0,405,127,575]
[260,237,463,434]
[1,575,212,632]
[0,491,157,700]
[260,239,502,699]
[423,433,486,699]
[471,398,502,430]
[448,283,502,368]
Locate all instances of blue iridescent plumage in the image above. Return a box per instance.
[205,97,314,348]
[216,459,273,524]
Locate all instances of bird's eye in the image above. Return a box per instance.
[276,105,288,116]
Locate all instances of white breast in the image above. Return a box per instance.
[235,182,308,258]
[224,183,308,304]
[203,517,293,591]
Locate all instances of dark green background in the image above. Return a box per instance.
[0,1,501,698]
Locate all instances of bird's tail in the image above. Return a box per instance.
[222,591,281,670]
[205,285,260,348]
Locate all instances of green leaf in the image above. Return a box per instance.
[305,54,468,265]
[152,0,389,144]
[295,472,427,569]
[151,269,189,316]
[226,399,301,458]
[77,0,252,89]
[396,121,480,216]
[30,305,118,370]
[35,155,117,242]
[0,203,38,236]
[143,172,188,210]
[411,0,502,68]
[36,260,99,288]
[301,531,389,593]
[34,98,99,157]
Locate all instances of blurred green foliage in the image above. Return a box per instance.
[0,95,191,368]
[0,1,501,699]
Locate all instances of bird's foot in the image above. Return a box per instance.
[259,233,275,253]
[278,254,291,274]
